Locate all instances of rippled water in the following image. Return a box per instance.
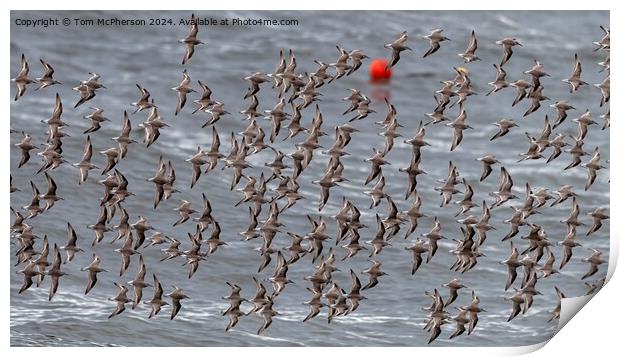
[10,10,609,347]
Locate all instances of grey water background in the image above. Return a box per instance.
[10,10,609,347]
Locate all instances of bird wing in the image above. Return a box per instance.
[171,299,182,319]
[388,48,402,68]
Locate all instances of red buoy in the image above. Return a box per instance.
[369,58,392,83]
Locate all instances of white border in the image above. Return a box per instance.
[3,1,616,356]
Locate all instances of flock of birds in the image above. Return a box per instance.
[10,14,610,344]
